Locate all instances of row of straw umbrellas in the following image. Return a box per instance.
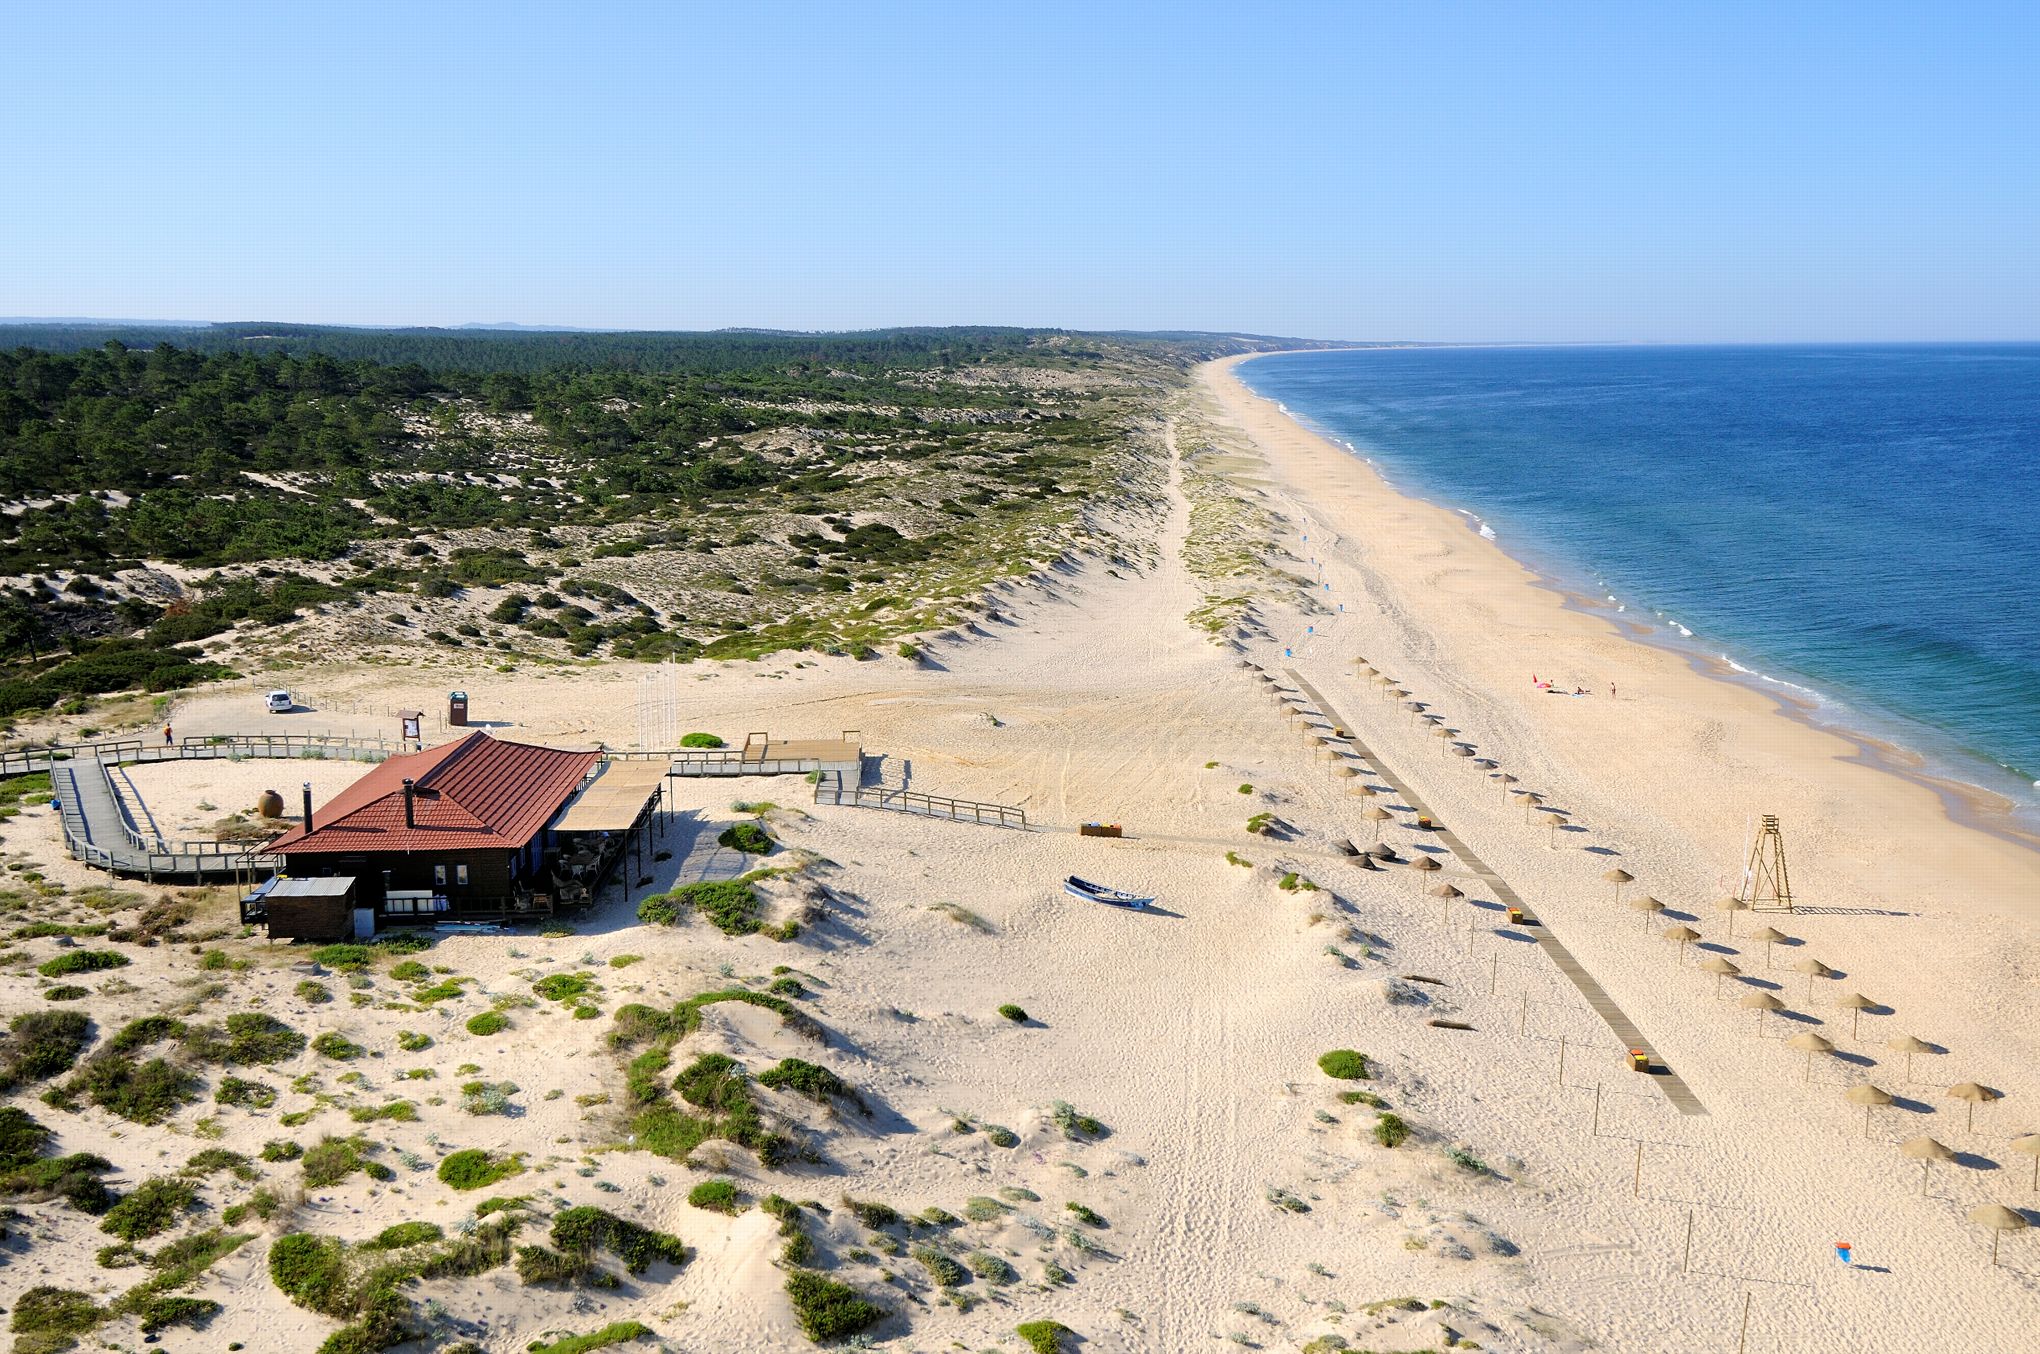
[1319,653,2036,1265]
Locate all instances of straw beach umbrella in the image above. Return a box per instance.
[1947,1082,2003,1132]
[1349,780,1376,797]
[1544,811,1569,848]
[1793,957,1835,1001]
[1494,772,1519,801]
[2009,1134,2040,1192]
[1748,925,1791,967]
[1699,955,1742,996]
[1603,868,1634,905]
[1739,989,1785,1033]
[1845,1083,1894,1138]
[1362,804,1394,843]
[1409,856,1443,880]
[1715,896,1749,937]
[1663,925,1701,963]
[1427,881,1463,920]
[1514,790,1545,823]
[1451,744,1476,758]
[1887,1035,1934,1080]
[1900,1136,1956,1194]
[1835,992,1876,1039]
[1628,896,1666,930]
[1967,1204,2027,1267]
[1788,1031,1836,1082]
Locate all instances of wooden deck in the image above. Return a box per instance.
[1284,669,1708,1117]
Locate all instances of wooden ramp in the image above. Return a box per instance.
[1284,669,1707,1117]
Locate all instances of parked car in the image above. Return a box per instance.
[266,690,294,714]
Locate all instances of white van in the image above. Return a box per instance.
[265,690,294,714]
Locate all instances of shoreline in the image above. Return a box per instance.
[1227,352,2040,860]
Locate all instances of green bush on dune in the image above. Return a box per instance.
[1317,1050,1370,1081]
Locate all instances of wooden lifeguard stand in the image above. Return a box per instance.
[1736,814,1794,913]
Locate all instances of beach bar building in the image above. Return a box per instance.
[259,731,610,925]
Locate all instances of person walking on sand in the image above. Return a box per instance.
[162,723,173,746]
[1610,683,1617,700]
[1834,1240,1853,1265]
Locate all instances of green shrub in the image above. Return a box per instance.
[912,1244,969,1287]
[1317,1049,1370,1081]
[361,1221,443,1251]
[437,1149,524,1191]
[0,1009,91,1089]
[182,1147,256,1180]
[967,1251,1017,1284]
[301,1135,382,1188]
[784,1269,887,1342]
[756,1057,863,1112]
[261,1139,304,1162]
[1446,1145,1488,1174]
[997,1003,1028,1022]
[1017,1319,1077,1354]
[99,1178,197,1241]
[108,1015,185,1055]
[42,984,88,1001]
[0,1106,51,1171]
[8,1287,103,1348]
[680,732,724,748]
[70,1052,202,1124]
[1339,1090,1387,1108]
[717,821,773,855]
[1374,1113,1410,1148]
[549,1206,687,1273]
[534,972,595,1003]
[396,1030,432,1051]
[268,1232,351,1315]
[844,1197,901,1228]
[687,1178,742,1214]
[311,1032,363,1061]
[514,1243,586,1286]
[36,949,130,978]
[465,1011,509,1037]
[529,1322,653,1354]
[297,980,333,1004]
[0,1151,117,1213]
[1064,1202,1105,1228]
[388,960,429,982]
[661,879,762,934]
[311,944,373,970]
[185,1012,306,1064]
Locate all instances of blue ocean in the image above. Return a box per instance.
[1237,345,2040,814]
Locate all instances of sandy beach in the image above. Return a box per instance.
[0,358,2035,1351]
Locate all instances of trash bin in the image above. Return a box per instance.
[1629,1049,1651,1073]
[448,691,469,727]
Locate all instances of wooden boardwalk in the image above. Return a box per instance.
[1284,669,1707,1117]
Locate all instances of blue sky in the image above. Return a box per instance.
[4,3,2035,340]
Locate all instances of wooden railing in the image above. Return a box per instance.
[812,771,1027,829]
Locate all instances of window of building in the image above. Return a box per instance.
[433,864,447,886]
[455,864,470,886]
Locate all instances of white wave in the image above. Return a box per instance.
[1671,621,1693,637]
[1719,655,1821,698]
[1478,522,1497,540]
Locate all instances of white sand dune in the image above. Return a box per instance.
[0,360,2033,1351]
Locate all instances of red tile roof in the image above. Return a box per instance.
[267,732,600,855]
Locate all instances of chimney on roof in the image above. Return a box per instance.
[302,782,314,834]
[402,777,416,828]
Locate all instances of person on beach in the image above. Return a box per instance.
[1610,683,1617,700]
[1835,1241,1853,1265]
[162,723,173,745]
